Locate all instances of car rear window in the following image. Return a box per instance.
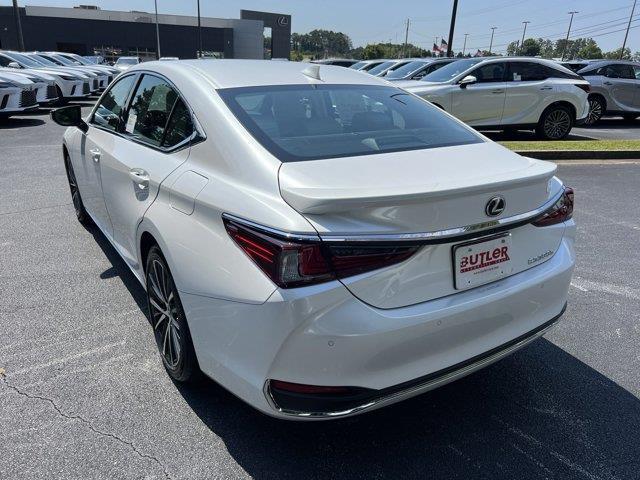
[218,84,482,162]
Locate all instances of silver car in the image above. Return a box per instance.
[578,60,640,124]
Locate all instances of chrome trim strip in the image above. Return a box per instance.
[263,313,562,419]
[221,213,321,242]
[320,188,564,243]
[223,187,564,245]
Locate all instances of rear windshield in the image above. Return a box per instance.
[218,84,482,162]
[367,61,397,76]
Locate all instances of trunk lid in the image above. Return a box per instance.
[279,142,565,309]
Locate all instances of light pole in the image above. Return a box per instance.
[12,0,24,51]
[154,0,161,59]
[620,0,637,59]
[489,27,497,55]
[196,0,202,58]
[561,11,578,60]
[402,18,410,58]
[462,33,469,56]
[446,0,459,57]
[520,21,530,55]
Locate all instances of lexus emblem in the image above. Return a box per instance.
[277,16,289,26]
[485,196,506,217]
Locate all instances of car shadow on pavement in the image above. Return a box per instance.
[83,222,148,314]
[175,339,640,479]
[0,117,46,129]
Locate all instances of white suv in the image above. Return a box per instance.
[397,57,590,140]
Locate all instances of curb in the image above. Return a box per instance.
[515,150,640,160]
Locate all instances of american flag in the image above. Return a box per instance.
[432,43,441,54]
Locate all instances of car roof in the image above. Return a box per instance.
[578,59,640,68]
[131,59,390,89]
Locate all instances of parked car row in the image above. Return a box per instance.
[0,49,120,118]
[320,56,639,137]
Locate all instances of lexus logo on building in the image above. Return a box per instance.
[485,196,506,217]
[277,16,289,26]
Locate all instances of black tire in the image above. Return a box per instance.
[145,246,199,383]
[536,105,574,140]
[64,154,91,225]
[585,96,605,126]
[622,113,639,121]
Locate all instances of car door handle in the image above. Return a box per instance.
[540,86,553,90]
[129,168,150,189]
[491,90,504,94]
[603,81,614,85]
[89,148,101,163]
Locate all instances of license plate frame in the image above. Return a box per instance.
[452,233,514,290]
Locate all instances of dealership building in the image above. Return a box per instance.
[0,5,291,61]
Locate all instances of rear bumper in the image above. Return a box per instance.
[181,232,575,420]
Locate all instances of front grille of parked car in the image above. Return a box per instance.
[46,85,57,100]
[93,79,98,90]
[0,95,8,110]
[20,89,37,107]
[82,82,90,95]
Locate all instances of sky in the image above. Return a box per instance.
[2,0,638,54]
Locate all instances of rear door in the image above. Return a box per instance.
[502,61,554,125]
[99,73,194,269]
[602,64,637,110]
[633,65,640,108]
[451,61,507,126]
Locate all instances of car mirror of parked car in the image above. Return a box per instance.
[458,75,477,88]
[51,105,88,133]
[7,62,21,69]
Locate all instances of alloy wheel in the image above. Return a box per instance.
[586,98,603,125]
[543,109,571,139]
[147,258,182,369]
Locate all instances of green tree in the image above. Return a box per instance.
[576,39,603,59]
[604,47,632,60]
[520,38,541,57]
[506,40,520,56]
[362,44,386,59]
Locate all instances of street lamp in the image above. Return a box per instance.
[154,0,161,59]
[520,21,530,55]
[489,27,497,55]
[561,11,578,60]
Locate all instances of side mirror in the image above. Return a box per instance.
[7,62,21,69]
[459,75,477,88]
[51,105,88,133]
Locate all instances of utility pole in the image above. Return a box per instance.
[620,0,637,59]
[154,0,161,59]
[11,0,24,51]
[561,11,578,60]
[402,18,410,58]
[520,21,530,55]
[489,27,497,55]
[462,33,469,56]
[446,0,459,57]
[196,0,202,58]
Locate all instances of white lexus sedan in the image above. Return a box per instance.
[52,60,576,420]
[396,57,590,140]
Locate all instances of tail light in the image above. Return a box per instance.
[532,186,574,227]
[224,218,419,288]
[575,83,590,93]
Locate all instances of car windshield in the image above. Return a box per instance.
[30,54,60,67]
[71,56,92,65]
[4,52,42,68]
[349,61,367,70]
[57,55,82,65]
[219,84,482,162]
[367,61,397,76]
[386,61,429,79]
[116,58,138,65]
[422,58,483,82]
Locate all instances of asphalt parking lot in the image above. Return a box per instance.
[1,103,639,480]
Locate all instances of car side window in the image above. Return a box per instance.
[162,99,195,148]
[92,75,136,132]
[634,66,640,80]
[601,64,635,79]
[508,62,548,82]
[0,55,12,67]
[469,63,506,83]
[124,74,178,147]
